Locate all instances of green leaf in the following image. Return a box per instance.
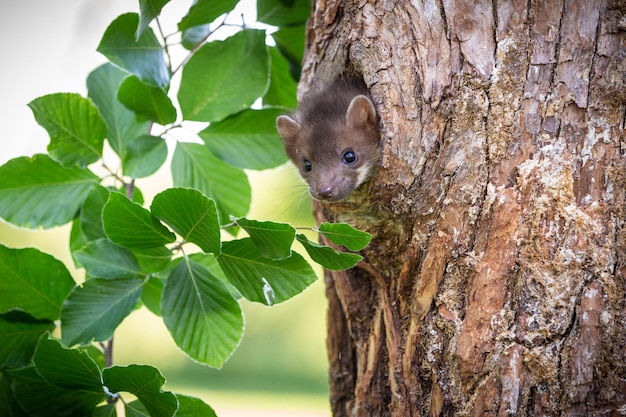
[272,24,306,66]
[178,29,269,122]
[125,184,145,205]
[73,238,140,278]
[103,192,176,248]
[102,365,177,417]
[318,222,372,251]
[97,13,170,88]
[125,399,150,417]
[0,372,27,417]
[296,233,362,270]
[9,365,103,417]
[131,246,172,273]
[61,278,144,346]
[82,345,107,370]
[175,394,217,417]
[141,277,164,316]
[123,135,168,178]
[87,63,151,158]
[257,0,310,26]
[137,0,171,38]
[181,24,211,50]
[70,218,89,270]
[178,0,239,30]
[0,154,98,229]
[0,311,54,368]
[217,238,317,305]
[0,244,75,320]
[199,108,288,170]
[188,253,229,284]
[93,404,117,417]
[162,260,243,368]
[79,184,110,241]
[28,93,107,168]
[264,47,298,108]
[151,188,221,254]
[172,142,251,224]
[118,75,177,125]
[187,253,242,298]
[33,334,103,391]
[235,217,295,259]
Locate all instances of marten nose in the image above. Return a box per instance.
[316,186,334,199]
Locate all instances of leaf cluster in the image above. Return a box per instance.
[0,1,371,416]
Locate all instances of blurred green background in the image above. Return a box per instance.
[0,1,331,415]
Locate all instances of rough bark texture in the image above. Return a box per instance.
[301,0,626,416]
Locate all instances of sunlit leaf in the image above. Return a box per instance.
[178,29,269,122]
[175,394,217,417]
[257,0,309,26]
[172,142,250,224]
[151,188,221,254]
[123,135,168,178]
[28,93,107,167]
[141,277,164,316]
[200,108,288,170]
[0,154,98,229]
[125,399,150,417]
[178,0,238,30]
[187,253,241,298]
[103,192,176,248]
[318,222,372,251]
[102,365,177,417]
[82,345,107,370]
[73,238,140,279]
[217,238,317,305]
[93,404,117,417]
[131,245,172,273]
[271,24,306,65]
[9,365,103,417]
[181,24,211,50]
[296,233,362,270]
[87,63,151,158]
[234,217,294,259]
[162,260,243,368]
[118,75,176,125]
[97,13,170,88]
[61,278,144,346]
[0,244,75,320]
[263,47,298,108]
[79,184,110,241]
[137,0,171,38]
[33,335,103,391]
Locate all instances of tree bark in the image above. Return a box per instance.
[301,0,626,415]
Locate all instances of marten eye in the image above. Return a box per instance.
[303,160,312,172]
[342,150,357,164]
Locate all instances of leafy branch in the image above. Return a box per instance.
[0,0,358,416]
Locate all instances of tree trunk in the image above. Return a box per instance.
[300,0,626,415]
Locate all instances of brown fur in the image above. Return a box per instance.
[276,78,380,201]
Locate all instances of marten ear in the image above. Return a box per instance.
[346,95,376,129]
[276,115,301,144]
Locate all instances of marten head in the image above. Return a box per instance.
[276,81,380,202]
